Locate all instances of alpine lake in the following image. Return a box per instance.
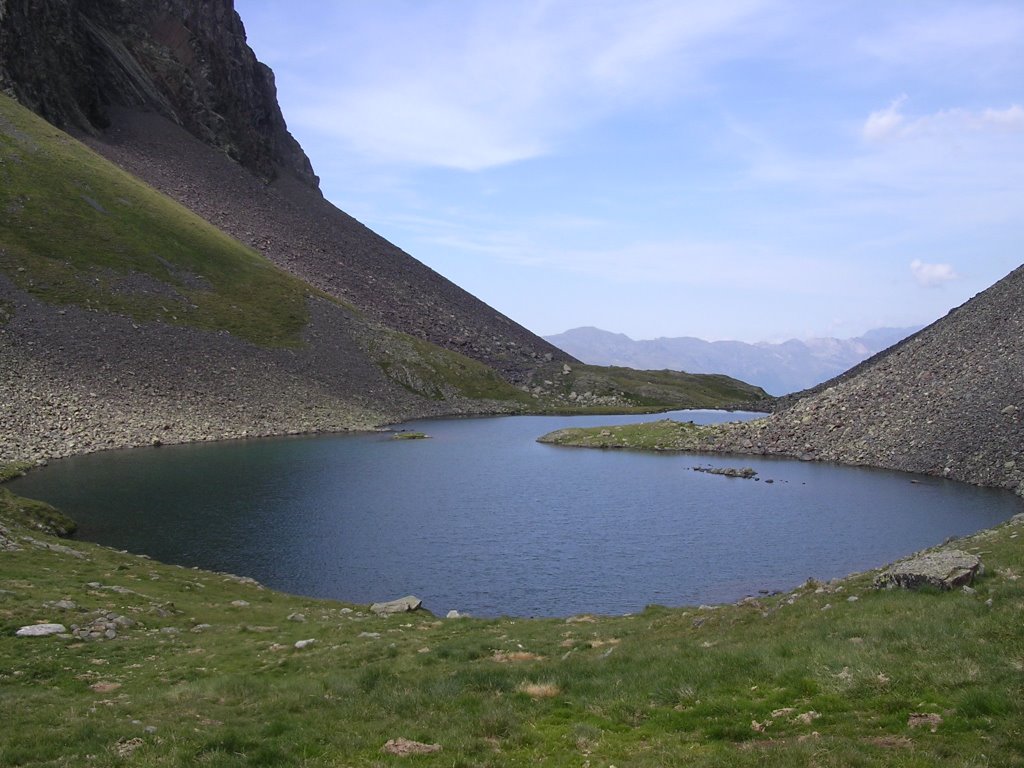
[10,410,1021,618]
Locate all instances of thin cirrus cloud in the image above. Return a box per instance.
[285,0,776,171]
[856,4,1024,74]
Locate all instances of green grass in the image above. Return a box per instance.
[392,431,430,440]
[539,417,722,450]
[0,487,76,536]
[2,483,1023,766]
[0,463,34,484]
[0,94,313,347]
[371,330,535,404]
[569,365,772,410]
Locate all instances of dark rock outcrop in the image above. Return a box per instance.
[0,0,317,188]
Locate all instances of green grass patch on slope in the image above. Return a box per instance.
[0,94,311,347]
[371,330,535,404]
[527,361,773,413]
[571,365,771,409]
[2,487,1023,766]
[539,417,721,450]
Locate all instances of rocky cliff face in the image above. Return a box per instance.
[0,0,317,188]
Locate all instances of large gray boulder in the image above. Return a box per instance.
[16,623,67,637]
[369,595,423,616]
[874,550,982,591]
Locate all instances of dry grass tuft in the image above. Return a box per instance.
[492,651,544,663]
[519,682,560,699]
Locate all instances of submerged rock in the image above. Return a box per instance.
[874,549,982,591]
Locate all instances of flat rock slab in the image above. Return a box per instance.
[16,623,67,637]
[370,595,422,615]
[874,549,982,591]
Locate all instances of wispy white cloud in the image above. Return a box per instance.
[863,100,1024,143]
[857,5,1024,75]
[285,0,777,170]
[910,259,958,287]
[862,95,907,141]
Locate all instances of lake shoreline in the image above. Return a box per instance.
[9,410,1019,618]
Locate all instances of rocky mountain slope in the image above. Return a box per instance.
[738,266,1023,493]
[549,266,1024,494]
[0,2,772,464]
[0,95,539,464]
[546,326,919,395]
[0,0,574,384]
[81,108,571,384]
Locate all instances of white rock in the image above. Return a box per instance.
[446,610,462,619]
[294,639,316,650]
[369,595,422,615]
[16,623,67,637]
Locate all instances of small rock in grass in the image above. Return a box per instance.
[908,712,942,732]
[381,738,442,756]
[230,600,250,607]
[294,638,316,650]
[287,612,306,622]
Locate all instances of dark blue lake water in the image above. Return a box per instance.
[10,411,1021,617]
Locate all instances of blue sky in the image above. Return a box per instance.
[235,1,1023,342]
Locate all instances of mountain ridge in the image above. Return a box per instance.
[546,325,920,395]
[544,266,1024,495]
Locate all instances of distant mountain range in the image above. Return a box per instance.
[544,326,922,396]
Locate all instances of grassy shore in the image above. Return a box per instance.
[2,478,1023,767]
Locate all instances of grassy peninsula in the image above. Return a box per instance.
[2,477,1023,767]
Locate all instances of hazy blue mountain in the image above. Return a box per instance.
[544,326,921,396]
